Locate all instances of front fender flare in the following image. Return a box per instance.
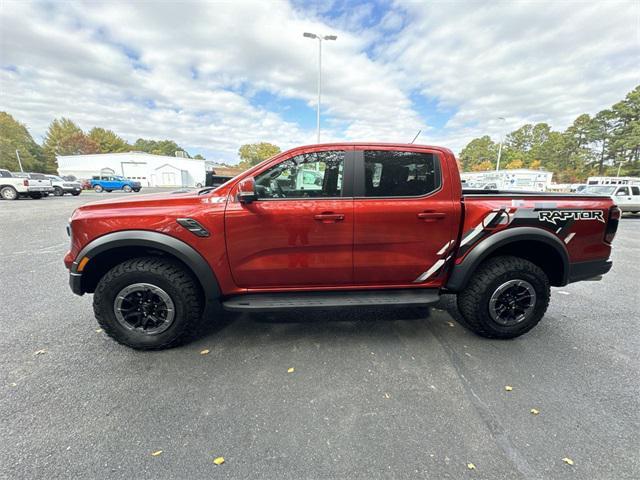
[445,227,570,292]
[72,230,220,304]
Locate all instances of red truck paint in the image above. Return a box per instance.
[64,143,618,348]
[64,143,615,294]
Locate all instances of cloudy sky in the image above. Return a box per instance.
[1,0,638,163]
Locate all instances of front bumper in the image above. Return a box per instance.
[568,259,612,283]
[69,272,84,295]
[63,186,82,193]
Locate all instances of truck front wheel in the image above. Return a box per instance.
[93,257,203,350]
[457,256,550,339]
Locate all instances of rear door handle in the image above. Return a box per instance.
[314,213,345,223]
[417,211,446,221]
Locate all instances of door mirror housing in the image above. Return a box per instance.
[237,177,258,204]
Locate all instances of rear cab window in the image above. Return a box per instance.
[363,150,441,197]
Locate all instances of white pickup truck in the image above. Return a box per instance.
[585,184,640,213]
[0,169,54,200]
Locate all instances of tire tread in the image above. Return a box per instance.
[93,257,202,350]
[457,255,550,339]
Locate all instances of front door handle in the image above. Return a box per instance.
[314,213,345,223]
[417,211,446,221]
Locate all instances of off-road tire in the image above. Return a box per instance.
[93,257,203,350]
[53,186,64,196]
[72,191,81,196]
[123,185,133,192]
[94,185,103,193]
[1,186,18,200]
[457,255,550,339]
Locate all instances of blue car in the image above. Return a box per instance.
[91,175,141,193]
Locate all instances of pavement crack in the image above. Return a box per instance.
[429,322,540,480]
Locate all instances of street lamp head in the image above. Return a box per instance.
[303,32,317,39]
[323,35,337,40]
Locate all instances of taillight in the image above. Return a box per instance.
[604,206,620,244]
[23,179,29,186]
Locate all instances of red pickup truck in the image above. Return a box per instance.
[64,144,619,350]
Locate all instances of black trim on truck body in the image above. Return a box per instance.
[69,230,221,309]
[568,259,612,283]
[445,226,571,292]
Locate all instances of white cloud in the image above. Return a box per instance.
[0,0,637,162]
[381,0,639,150]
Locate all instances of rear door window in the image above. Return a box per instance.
[631,186,640,195]
[363,150,440,197]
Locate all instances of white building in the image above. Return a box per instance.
[461,169,553,192]
[56,152,206,187]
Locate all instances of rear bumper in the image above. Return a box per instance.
[27,186,54,192]
[568,259,612,283]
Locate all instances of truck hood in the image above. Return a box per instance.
[78,189,228,210]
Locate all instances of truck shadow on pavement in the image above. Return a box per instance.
[194,295,468,346]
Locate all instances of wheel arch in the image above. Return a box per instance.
[446,227,569,292]
[72,231,221,308]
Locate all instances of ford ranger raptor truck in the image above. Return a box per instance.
[64,144,619,350]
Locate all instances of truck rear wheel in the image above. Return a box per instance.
[457,256,550,339]
[1,186,18,200]
[93,257,203,350]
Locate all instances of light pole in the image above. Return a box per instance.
[303,32,337,143]
[495,116,506,171]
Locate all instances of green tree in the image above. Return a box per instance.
[458,136,497,171]
[88,127,130,153]
[0,112,48,172]
[193,154,205,160]
[238,142,281,170]
[133,138,186,157]
[42,118,98,170]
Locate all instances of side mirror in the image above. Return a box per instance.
[237,177,257,204]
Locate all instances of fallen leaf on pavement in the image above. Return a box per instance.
[562,457,574,465]
[200,349,210,355]
[530,408,539,415]
[384,393,390,399]
[287,367,295,373]
[467,462,476,470]
[505,385,513,391]
[151,450,163,457]
[447,321,455,327]
[34,349,46,356]
[213,456,225,465]
[95,328,103,333]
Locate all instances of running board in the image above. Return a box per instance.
[222,289,440,312]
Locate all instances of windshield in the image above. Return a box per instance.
[584,186,616,195]
[48,175,64,181]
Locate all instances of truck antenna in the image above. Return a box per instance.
[410,130,421,144]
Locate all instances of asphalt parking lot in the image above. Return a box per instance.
[1,192,638,480]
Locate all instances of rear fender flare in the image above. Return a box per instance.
[445,227,570,291]
[72,230,220,304]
